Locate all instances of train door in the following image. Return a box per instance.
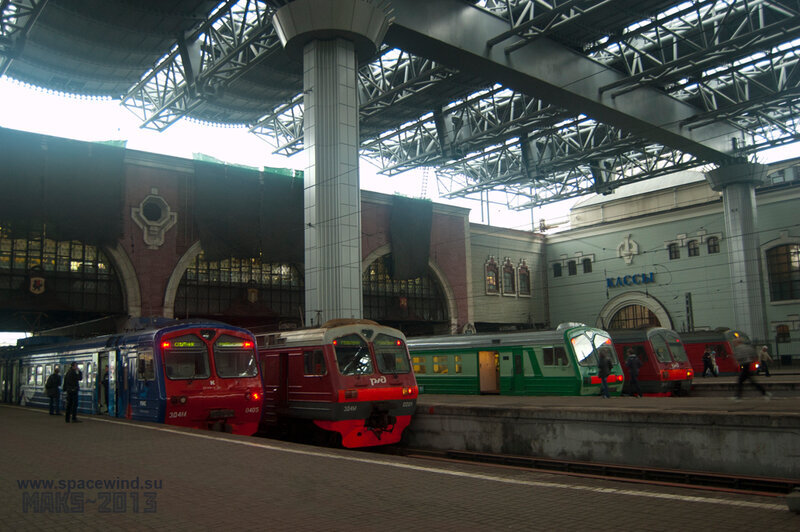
[509,350,525,394]
[478,350,499,394]
[0,362,6,403]
[107,350,119,417]
[97,352,110,414]
[127,349,160,422]
[277,351,289,408]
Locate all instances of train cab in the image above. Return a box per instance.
[609,328,694,396]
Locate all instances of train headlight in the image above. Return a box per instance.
[245,391,260,401]
[687,369,694,379]
[170,395,188,404]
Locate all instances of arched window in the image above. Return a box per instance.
[0,226,124,329]
[485,257,499,295]
[766,244,800,301]
[608,305,661,329]
[518,260,531,297]
[668,243,680,260]
[363,254,448,331]
[687,240,699,257]
[176,253,303,328]
[502,258,515,295]
[707,236,720,254]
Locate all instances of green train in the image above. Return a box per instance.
[406,323,624,396]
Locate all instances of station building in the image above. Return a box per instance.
[544,161,800,362]
[1,126,798,361]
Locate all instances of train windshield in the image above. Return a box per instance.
[333,334,374,376]
[663,333,689,362]
[163,334,211,380]
[213,334,258,378]
[571,330,616,367]
[650,335,673,363]
[373,334,412,374]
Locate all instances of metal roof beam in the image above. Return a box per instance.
[120,0,279,131]
[0,0,48,77]
[386,0,742,164]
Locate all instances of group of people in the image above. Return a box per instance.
[43,362,106,423]
[43,361,83,422]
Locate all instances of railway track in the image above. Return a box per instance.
[384,447,800,497]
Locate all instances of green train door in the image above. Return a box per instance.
[479,351,499,394]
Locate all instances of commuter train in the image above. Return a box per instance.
[254,319,418,448]
[607,328,694,396]
[406,323,624,396]
[680,328,757,376]
[0,320,263,435]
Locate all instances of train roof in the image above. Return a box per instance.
[1,320,254,358]
[406,324,608,350]
[678,329,749,342]
[606,328,681,343]
[256,319,406,349]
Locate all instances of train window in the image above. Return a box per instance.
[454,355,462,373]
[433,356,449,374]
[163,334,211,379]
[543,346,569,366]
[86,363,93,386]
[333,334,373,376]
[412,356,426,374]
[213,335,258,378]
[136,351,155,381]
[664,336,689,362]
[650,336,673,363]
[36,365,43,386]
[373,334,412,374]
[571,334,597,367]
[303,350,326,376]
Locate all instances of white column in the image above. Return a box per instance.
[303,39,363,326]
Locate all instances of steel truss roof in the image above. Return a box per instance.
[2,0,799,208]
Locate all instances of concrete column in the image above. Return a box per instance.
[272,0,391,326]
[704,162,768,342]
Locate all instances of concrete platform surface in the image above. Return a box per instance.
[2,405,799,531]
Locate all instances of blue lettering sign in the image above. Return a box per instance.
[605,272,655,288]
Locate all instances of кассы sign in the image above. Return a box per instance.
[606,272,655,288]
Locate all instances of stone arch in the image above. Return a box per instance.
[103,243,142,318]
[363,243,458,333]
[163,241,203,319]
[596,291,672,330]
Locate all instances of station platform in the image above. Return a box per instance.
[2,404,798,530]
[408,372,800,481]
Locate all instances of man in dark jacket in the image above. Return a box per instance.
[625,349,643,398]
[44,367,62,415]
[63,362,83,423]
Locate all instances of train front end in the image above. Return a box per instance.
[649,330,694,396]
[567,326,625,396]
[158,325,262,435]
[319,325,418,448]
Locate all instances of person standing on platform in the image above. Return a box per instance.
[598,350,613,399]
[758,346,773,377]
[702,346,716,377]
[63,362,83,423]
[44,366,62,415]
[625,348,643,397]
[732,338,770,401]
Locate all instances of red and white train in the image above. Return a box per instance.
[255,319,418,448]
